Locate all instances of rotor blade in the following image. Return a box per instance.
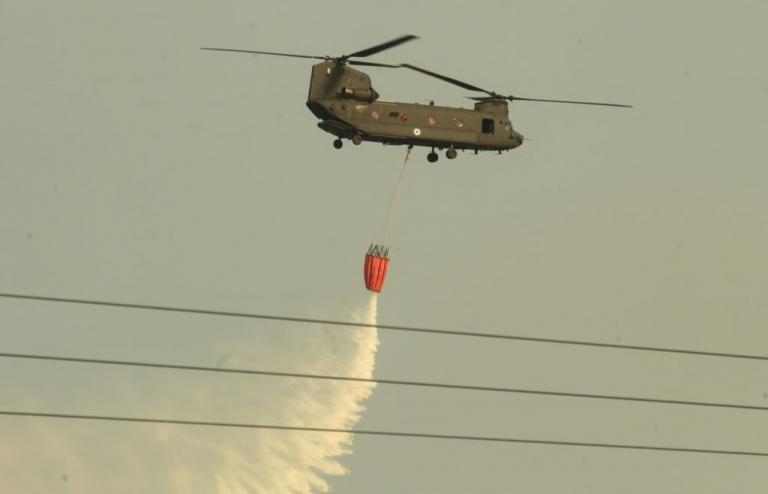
[200,47,326,61]
[346,34,419,58]
[401,64,493,95]
[509,96,633,108]
[348,60,400,68]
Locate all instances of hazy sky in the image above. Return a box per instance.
[1,0,767,492]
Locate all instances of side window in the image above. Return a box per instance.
[482,118,495,134]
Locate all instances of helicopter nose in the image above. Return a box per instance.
[513,131,524,146]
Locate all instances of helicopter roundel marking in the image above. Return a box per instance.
[399,113,408,122]
[413,128,421,136]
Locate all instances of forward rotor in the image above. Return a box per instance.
[401,63,632,108]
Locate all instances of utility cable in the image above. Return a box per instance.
[1,410,765,457]
[1,292,767,362]
[2,351,767,413]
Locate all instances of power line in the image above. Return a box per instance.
[3,351,768,413]
[1,410,765,457]
[1,292,766,362]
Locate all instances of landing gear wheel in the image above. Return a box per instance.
[333,138,343,149]
[427,151,439,163]
[352,134,363,145]
[446,148,457,159]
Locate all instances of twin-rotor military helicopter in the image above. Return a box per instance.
[202,35,631,163]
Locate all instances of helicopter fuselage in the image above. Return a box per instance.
[203,34,629,161]
[306,62,524,154]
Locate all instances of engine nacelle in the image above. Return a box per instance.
[340,86,380,102]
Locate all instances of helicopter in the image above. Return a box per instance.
[202,35,631,163]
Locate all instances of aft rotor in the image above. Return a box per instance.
[201,34,418,69]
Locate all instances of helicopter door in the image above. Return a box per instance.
[481,118,495,134]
